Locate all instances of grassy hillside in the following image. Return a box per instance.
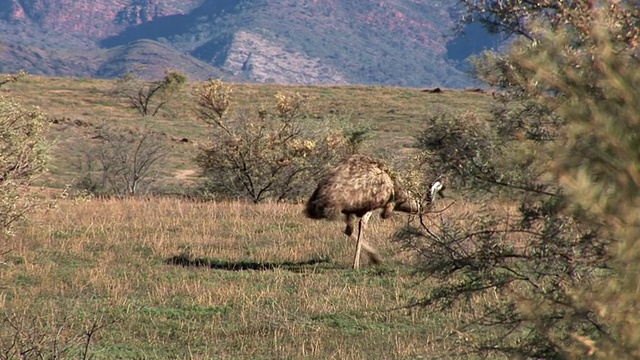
[6,75,491,191]
[1,76,500,359]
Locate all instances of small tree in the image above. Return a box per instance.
[0,95,49,238]
[74,124,167,196]
[112,69,187,116]
[193,79,354,203]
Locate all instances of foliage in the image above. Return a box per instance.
[452,0,639,42]
[111,69,187,116]
[4,74,490,194]
[417,111,498,190]
[0,94,48,238]
[73,123,167,196]
[398,1,640,358]
[193,79,356,203]
[533,7,640,357]
[417,98,561,198]
[340,120,373,156]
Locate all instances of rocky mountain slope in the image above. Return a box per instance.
[0,0,498,87]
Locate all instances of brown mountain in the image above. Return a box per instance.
[0,0,488,87]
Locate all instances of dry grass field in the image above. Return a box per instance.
[1,76,504,359]
[3,196,514,359]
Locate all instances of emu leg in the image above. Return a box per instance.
[353,218,363,270]
[353,212,377,269]
[360,212,381,264]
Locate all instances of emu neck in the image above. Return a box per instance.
[393,187,437,214]
[393,188,420,214]
[393,199,420,214]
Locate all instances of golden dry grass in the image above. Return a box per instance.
[1,196,515,359]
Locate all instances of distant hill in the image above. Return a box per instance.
[0,0,503,87]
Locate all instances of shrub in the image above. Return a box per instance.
[73,124,168,196]
[193,79,355,203]
[0,95,48,238]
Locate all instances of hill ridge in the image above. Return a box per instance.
[0,0,501,87]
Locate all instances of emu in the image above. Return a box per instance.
[305,154,444,269]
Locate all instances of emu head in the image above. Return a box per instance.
[393,176,446,214]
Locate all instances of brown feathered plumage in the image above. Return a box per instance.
[305,154,398,221]
[305,154,439,269]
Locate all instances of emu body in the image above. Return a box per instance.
[305,154,443,269]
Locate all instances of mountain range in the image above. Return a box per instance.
[0,0,502,87]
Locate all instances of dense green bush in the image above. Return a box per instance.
[399,1,640,358]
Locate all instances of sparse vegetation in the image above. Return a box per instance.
[0,70,26,88]
[73,123,168,196]
[0,75,497,358]
[16,56,640,357]
[4,75,491,192]
[12,52,639,356]
[1,308,116,359]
